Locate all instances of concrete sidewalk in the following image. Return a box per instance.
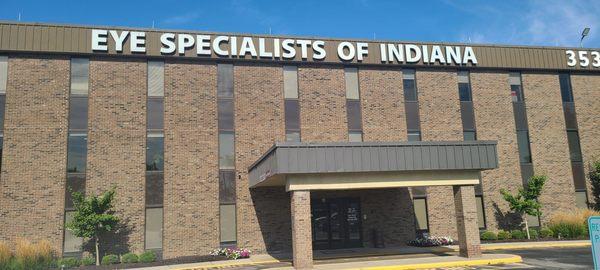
[134,240,589,270]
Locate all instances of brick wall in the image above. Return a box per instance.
[87,58,147,254]
[233,64,290,253]
[298,66,347,142]
[0,56,69,253]
[470,71,523,231]
[359,67,407,141]
[163,60,219,258]
[571,74,600,203]
[522,73,576,223]
[417,70,462,238]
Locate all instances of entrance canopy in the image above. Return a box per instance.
[248,141,498,191]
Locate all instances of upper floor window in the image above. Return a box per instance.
[458,71,472,101]
[509,72,523,102]
[402,69,417,102]
[70,58,89,96]
[559,73,574,102]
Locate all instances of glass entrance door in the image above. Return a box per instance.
[311,197,362,250]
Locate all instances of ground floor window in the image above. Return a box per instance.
[219,204,237,245]
[63,211,83,253]
[475,195,486,229]
[145,207,163,250]
[413,197,429,233]
[575,190,588,209]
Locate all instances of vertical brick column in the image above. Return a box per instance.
[453,185,481,258]
[290,190,313,269]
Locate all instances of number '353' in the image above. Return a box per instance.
[566,50,600,67]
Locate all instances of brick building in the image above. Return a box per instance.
[0,22,598,268]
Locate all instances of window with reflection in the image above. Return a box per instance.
[403,69,417,102]
[70,58,89,95]
[146,134,164,171]
[67,134,87,173]
[219,133,235,169]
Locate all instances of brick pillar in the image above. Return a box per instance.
[453,185,482,258]
[291,190,313,269]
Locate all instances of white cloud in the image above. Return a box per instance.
[162,12,201,26]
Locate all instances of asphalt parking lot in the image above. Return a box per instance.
[463,246,593,269]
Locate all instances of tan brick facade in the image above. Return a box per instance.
[417,70,462,238]
[522,73,577,223]
[87,58,147,254]
[571,74,600,203]
[470,71,524,230]
[0,56,69,254]
[163,60,219,258]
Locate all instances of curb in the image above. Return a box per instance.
[353,255,523,270]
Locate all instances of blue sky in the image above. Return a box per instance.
[1,0,598,47]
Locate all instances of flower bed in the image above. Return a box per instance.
[209,248,251,260]
[407,236,455,247]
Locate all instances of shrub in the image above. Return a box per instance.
[528,228,539,239]
[101,254,119,265]
[14,238,55,270]
[539,228,554,238]
[480,231,497,241]
[0,242,12,269]
[548,209,598,239]
[81,256,95,266]
[58,257,80,268]
[139,251,157,263]
[511,230,526,239]
[497,230,512,240]
[405,236,454,247]
[121,252,139,264]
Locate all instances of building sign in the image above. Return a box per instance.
[91,29,478,65]
[589,216,600,269]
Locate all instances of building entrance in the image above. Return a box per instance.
[311,197,362,250]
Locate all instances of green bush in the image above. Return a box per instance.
[497,230,512,240]
[101,254,119,265]
[121,252,139,264]
[511,230,526,239]
[139,251,157,263]
[539,228,554,238]
[57,257,80,268]
[480,231,497,241]
[81,256,95,266]
[548,222,587,238]
[527,228,539,239]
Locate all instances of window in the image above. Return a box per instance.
[284,100,300,134]
[408,131,421,142]
[413,198,429,232]
[67,134,87,173]
[283,66,299,99]
[460,102,476,131]
[220,204,237,243]
[68,97,89,131]
[509,72,523,102]
[0,95,5,132]
[345,68,360,100]
[0,56,7,94]
[65,174,85,209]
[559,73,574,102]
[575,191,588,209]
[147,98,164,131]
[516,131,532,163]
[346,100,362,131]
[405,102,420,131]
[70,58,89,95]
[458,71,471,101]
[286,132,300,142]
[217,64,234,98]
[567,131,583,162]
[402,69,417,101]
[146,134,164,171]
[219,171,236,204]
[219,133,235,169]
[218,100,234,131]
[348,132,363,142]
[145,172,164,206]
[145,207,163,250]
[63,211,83,253]
[463,131,477,141]
[475,196,486,229]
[148,61,164,97]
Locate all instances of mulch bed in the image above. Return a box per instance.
[73,255,228,269]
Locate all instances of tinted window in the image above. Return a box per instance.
[0,136,3,171]
[65,174,85,209]
[63,211,83,252]
[145,172,164,206]
[572,162,586,190]
[219,133,235,169]
[286,131,300,142]
[413,198,428,231]
[567,131,582,162]
[70,58,89,95]
[463,131,477,141]
[476,196,486,229]
[220,204,237,243]
[408,131,421,142]
[69,97,88,131]
[563,102,578,130]
[403,79,417,101]
[575,191,588,209]
[348,132,362,142]
[67,135,87,173]
[516,131,532,163]
[559,73,573,102]
[218,99,234,131]
[146,135,164,171]
[510,85,523,102]
[458,83,472,101]
[405,102,420,131]
[217,64,234,98]
[460,102,475,131]
[0,95,5,131]
[219,170,236,204]
[145,207,163,249]
[346,100,362,131]
[285,100,300,131]
[147,98,164,131]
